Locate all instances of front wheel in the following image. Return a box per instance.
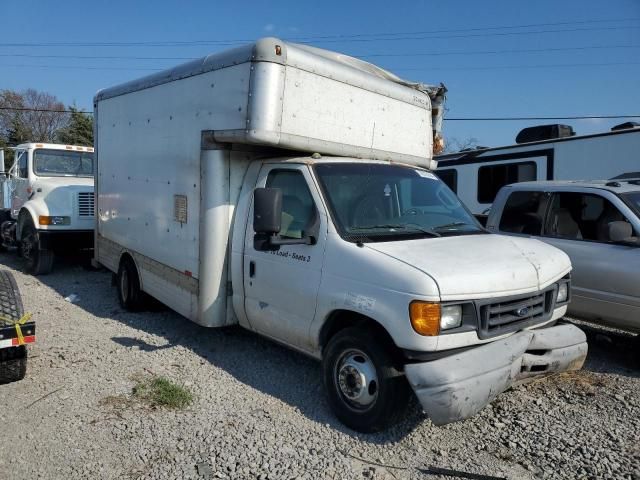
[21,222,54,275]
[322,327,409,433]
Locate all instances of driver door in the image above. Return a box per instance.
[243,164,328,350]
[10,150,30,218]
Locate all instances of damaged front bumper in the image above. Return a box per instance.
[404,323,588,425]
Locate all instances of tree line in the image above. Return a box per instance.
[0,88,93,168]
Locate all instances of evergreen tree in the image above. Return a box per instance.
[57,107,93,146]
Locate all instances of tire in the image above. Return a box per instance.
[0,270,28,384]
[322,327,410,433]
[0,270,24,319]
[21,221,54,275]
[117,257,147,311]
[0,345,27,384]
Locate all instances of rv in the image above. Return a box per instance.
[436,123,640,216]
[94,38,586,431]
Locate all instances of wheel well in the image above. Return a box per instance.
[319,310,401,361]
[118,252,141,286]
[16,209,34,239]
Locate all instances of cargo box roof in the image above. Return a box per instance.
[95,37,445,106]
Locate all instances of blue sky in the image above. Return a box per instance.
[1,0,639,147]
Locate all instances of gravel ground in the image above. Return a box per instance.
[0,252,638,480]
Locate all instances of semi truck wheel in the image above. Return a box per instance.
[117,257,147,311]
[21,221,54,275]
[0,345,27,384]
[322,327,409,433]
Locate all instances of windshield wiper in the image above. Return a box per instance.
[349,224,441,237]
[434,222,479,231]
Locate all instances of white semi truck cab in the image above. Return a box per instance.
[0,143,95,274]
[94,37,587,432]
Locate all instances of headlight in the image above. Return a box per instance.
[410,302,463,336]
[557,282,568,303]
[440,305,462,330]
[39,216,70,226]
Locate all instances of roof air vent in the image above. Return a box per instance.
[611,121,640,131]
[515,124,575,144]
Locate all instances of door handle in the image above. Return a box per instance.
[249,261,256,278]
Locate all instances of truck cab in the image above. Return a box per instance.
[0,143,95,274]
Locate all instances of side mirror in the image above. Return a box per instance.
[609,221,633,243]
[254,188,282,234]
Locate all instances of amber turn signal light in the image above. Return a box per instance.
[409,301,441,336]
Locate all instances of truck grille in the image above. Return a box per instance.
[77,192,95,217]
[477,287,556,339]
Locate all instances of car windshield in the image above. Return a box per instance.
[33,149,94,177]
[314,163,484,242]
[621,191,640,217]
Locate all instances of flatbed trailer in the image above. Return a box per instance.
[0,271,34,384]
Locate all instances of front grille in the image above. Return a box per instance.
[477,287,556,339]
[77,192,95,217]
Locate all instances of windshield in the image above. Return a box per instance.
[33,149,94,177]
[621,191,640,217]
[314,163,483,242]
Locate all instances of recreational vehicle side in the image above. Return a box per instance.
[436,124,640,216]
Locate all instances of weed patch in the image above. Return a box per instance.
[132,376,193,409]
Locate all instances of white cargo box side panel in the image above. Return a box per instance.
[97,63,251,278]
[280,66,431,160]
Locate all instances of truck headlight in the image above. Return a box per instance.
[409,302,463,336]
[440,305,463,330]
[39,216,70,226]
[557,282,568,303]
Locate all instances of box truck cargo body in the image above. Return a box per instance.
[95,38,586,431]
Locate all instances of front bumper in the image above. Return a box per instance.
[404,323,587,425]
[37,229,93,250]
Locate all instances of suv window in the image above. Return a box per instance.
[266,170,316,239]
[545,192,636,242]
[499,190,548,235]
[478,161,537,204]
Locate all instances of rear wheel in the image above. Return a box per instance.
[117,257,146,311]
[21,221,54,275]
[322,327,409,433]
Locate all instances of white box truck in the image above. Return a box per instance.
[0,143,95,274]
[94,37,587,432]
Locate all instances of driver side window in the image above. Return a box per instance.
[266,170,316,239]
[17,151,28,178]
[545,192,637,243]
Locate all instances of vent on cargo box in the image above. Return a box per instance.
[174,195,187,224]
[515,124,575,144]
[611,121,640,131]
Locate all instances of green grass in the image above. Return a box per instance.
[132,376,193,409]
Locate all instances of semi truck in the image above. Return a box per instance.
[0,143,95,274]
[94,37,587,432]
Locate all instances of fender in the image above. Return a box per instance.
[16,206,39,241]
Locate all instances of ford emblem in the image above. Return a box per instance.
[515,306,530,317]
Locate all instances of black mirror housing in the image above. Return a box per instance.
[254,188,282,234]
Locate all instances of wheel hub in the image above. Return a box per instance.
[336,350,378,409]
